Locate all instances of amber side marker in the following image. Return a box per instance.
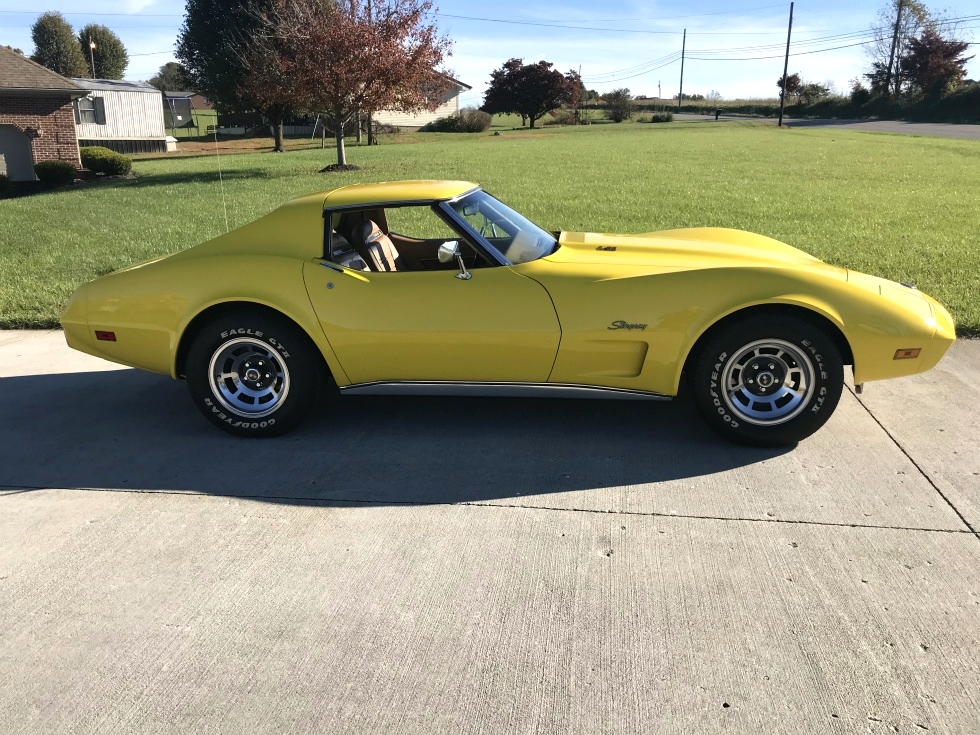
[894,348,921,360]
[95,331,116,342]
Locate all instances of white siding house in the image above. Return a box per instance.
[279,78,472,136]
[373,80,471,128]
[69,79,167,154]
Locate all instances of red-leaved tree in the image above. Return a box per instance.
[246,0,452,166]
[481,59,582,129]
[900,28,974,97]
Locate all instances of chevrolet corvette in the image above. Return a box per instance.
[61,180,955,446]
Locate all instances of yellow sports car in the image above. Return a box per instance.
[61,180,955,446]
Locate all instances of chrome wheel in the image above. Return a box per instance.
[208,338,290,418]
[720,338,815,426]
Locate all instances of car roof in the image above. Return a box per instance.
[321,180,478,209]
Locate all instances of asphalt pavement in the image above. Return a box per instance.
[1,330,978,735]
[674,112,980,140]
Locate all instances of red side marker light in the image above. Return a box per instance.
[95,331,116,342]
[894,348,921,360]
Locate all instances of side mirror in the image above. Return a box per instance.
[437,240,459,263]
[437,240,471,280]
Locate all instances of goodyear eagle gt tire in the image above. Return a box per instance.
[692,315,844,447]
[186,310,324,437]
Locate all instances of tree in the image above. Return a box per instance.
[246,0,451,165]
[148,62,190,91]
[177,0,273,124]
[776,72,802,103]
[3,45,24,55]
[482,58,525,124]
[481,59,581,129]
[900,28,973,96]
[798,82,829,105]
[30,12,86,77]
[865,0,931,96]
[78,24,128,79]
[603,88,633,122]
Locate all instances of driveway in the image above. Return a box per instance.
[1,331,978,734]
[675,112,980,140]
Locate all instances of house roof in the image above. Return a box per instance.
[68,78,160,93]
[441,74,471,91]
[0,46,88,96]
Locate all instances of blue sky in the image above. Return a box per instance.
[1,0,976,103]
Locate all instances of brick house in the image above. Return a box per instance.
[0,46,88,181]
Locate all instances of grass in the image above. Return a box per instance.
[1,118,978,335]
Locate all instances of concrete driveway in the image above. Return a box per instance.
[1,331,978,734]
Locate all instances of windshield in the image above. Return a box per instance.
[447,190,557,264]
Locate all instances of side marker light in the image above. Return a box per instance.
[95,331,116,342]
[894,348,920,360]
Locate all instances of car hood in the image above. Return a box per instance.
[548,228,833,271]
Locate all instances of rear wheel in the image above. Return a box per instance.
[691,315,844,446]
[185,310,325,437]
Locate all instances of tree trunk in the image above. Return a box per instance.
[273,118,285,153]
[335,113,346,166]
[356,113,362,143]
[367,112,374,145]
[529,114,536,129]
[520,114,527,127]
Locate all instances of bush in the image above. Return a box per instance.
[604,88,634,122]
[546,108,579,125]
[0,173,9,196]
[80,146,132,175]
[34,160,77,187]
[650,112,673,123]
[423,107,492,133]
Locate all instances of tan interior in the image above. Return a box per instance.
[332,207,486,273]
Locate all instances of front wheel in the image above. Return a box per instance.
[691,315,844,447]
[185,310,325,437]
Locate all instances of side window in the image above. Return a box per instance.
[384,205,458,241]
[73,96,106,125]
[75,97,96,124]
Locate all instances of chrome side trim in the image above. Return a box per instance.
[339,381,671,401]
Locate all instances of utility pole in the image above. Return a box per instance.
[87,38,97,78]
[778,2,794,127]
[677,29,686,112]
[884,0,904,97]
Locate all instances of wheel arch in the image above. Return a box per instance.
[174,300,333,381]
[678,302,854,391]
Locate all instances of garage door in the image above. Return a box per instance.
[0,125,35,181]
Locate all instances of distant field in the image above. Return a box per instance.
[1,118,978,335]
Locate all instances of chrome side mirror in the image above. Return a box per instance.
[437,240,471,280]
[437,240,459,263]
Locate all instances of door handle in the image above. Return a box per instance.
[318,260,370,282]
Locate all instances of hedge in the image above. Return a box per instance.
[80,146,133,175]
[34,160,77,187]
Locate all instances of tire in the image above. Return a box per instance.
[691,315,844,447]
[185,309,325,437]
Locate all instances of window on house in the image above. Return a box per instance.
[75,97,96,124]
[74,97,106,125]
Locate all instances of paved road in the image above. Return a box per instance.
[675,112,980,140]
[1,331,978,735]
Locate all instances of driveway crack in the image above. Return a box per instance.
[849,385,979,541]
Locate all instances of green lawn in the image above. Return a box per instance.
[1,119,978,335]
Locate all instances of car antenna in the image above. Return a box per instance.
[212,125,230,233]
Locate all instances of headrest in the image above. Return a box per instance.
[352,219,383,247]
